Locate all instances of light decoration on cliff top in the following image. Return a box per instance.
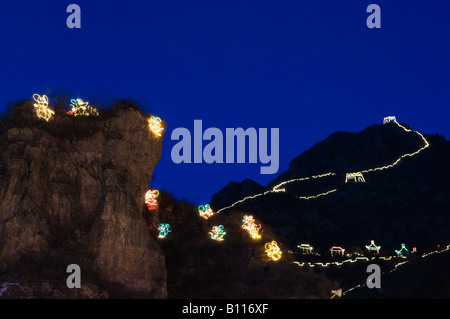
[365,240,381,255]
[383,116,397,124]
[209,225,226,241]
[148,116,164,137]
[298,244,314,254]
[158,223,171,238]
[330,246,346,257]
[33,94,55,121]
[345,172,366,183]
[242,215,261,240]
[265,241,282,261]
[395,243,409,256]
[198,204,214,219]
[68,98,99,116]
[145,189,159,211]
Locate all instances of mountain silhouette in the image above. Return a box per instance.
[211,121,450,252]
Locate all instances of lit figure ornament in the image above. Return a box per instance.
[144,189,159,210]
[158,224,171,238]
[265,241,282,261]
[395,243,409,256]
[365,240,381,255]
[33,94,55,121]
[242,215,261,240]
[198,204,214,219]
[209,225,226,241]
[148,116,164,137]
[69,98,99,116]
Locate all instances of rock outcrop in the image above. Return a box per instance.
[0,101,167,298]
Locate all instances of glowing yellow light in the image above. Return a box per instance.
[69,98,99,116]
[242,215,262,240]
[345,172,366,183]
[198,204,214,219]
[33,94,55,121]
[145,189,159,210]
[148,116,164,137]
[209,225,226,241]
[265,241,282,261]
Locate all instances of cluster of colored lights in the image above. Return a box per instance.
[145,189,159,211]
[330,246,346,256]
[67,98,99,116]
[148,116,164,137]
[158,223,171,238]
[209,225,226,241]
[265,241,282,261]
[395,243,409,256]
[198,204,214,219]
[298,243,314,254]
[242,215,261,240]
[33,94,55,121]
[365,240,381,255]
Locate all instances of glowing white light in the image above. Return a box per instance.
[365,240,381,255]
[345,172,365,183]
[383,116,397,124]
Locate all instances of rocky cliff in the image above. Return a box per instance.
[0,100,167,298]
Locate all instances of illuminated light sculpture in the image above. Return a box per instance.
[144,189,159,210]
[242,215,262,240]
[330,246,345,257]
[412,247,417,253]
[157,223,171,238]
[298,244,314,254]
[69,98,99,116]
[209,225,226,241]
[383,116,397,124]
[33,94,55,121]
[365,240,381,255]
[148,116,164,137]
[331,288,342,299]
[345,172,366,183]
[198,204,214,219]
[395,243,409,256]
[265,241,282,261]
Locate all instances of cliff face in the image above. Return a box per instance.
[0,101,166,298]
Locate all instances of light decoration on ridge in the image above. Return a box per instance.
[383,116,397,124]
[395,243,409,256]
[144,189,159,211]
[216,120,430,213]
[148,116,164,137]
[345,172,366,183]
[265,241,282,261]
[298,243,314,254]
[242,215,262,240]
[330,246,345,257]
[68,98,99,116]
[157,223,171,238]
[198,204,214,219]
[209,225,226,241]
[365,240,381,255]
[33,94,55,121]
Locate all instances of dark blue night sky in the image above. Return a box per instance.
[1,1,449,205]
